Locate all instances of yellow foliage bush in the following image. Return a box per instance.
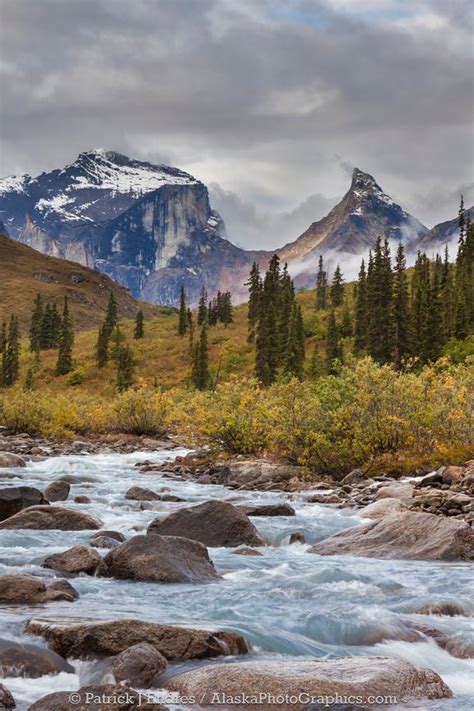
[111,388,171,435]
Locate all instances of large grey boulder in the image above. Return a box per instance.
[0,505,102,530]
[0,638,73,678]
[309,511,474,561]
[42,545,102,575]
[25,618,249,661]
[110,643,168,687]
[0,453,26,468]
[97,534,219,583]
[0,574,78,604]
[0,486,48,522]
[148,500,265,547]
[44,479,70,502]
[164,657,452,708]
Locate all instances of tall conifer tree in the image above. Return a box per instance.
[392,243,410,368]
[178,286,188,335]
[56,296,74,375]
[316,255,328,310]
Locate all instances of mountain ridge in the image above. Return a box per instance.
[0,151,467,306]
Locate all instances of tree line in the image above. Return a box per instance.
[177,285,234,389]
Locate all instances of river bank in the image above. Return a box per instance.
[0,438,473,710]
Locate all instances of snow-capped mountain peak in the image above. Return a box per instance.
[0,150,200,237]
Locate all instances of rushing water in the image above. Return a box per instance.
[0,450,473,710]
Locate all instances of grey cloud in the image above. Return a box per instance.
[0,0,472,238]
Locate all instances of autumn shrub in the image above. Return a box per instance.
[169,377,269,453]
[0,390,50,434]
[110,388,171,435]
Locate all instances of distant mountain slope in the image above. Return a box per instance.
[0,233,163,331]
[413,206,474,253]
[278,168,428,266]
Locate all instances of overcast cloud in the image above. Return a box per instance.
[0,0,473,247]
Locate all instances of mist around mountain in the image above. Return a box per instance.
[0,150,469,306]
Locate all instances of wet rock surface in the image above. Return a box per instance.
[25,618,249,661]
[0,574,78,604]
[309,511,474,560]
[97,534,220,582]
[42,545,102,575]
[164,657,452,708]
[0,505,102,530]
[148,500,266,547]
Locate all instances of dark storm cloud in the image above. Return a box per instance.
[0,0,473,245]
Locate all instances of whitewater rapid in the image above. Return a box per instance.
[0,450,473,709]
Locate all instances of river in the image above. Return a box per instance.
[0,449,473,709]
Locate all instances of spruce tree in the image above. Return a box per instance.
[197,287,208,326]
[392,243,410,368]
[134,310,144,339]
[177,286,188,336]
[96,325,109,368]
[50,303,61,347]
[316,255,328,310]
[1,315,20,387]
[440,246,455,340]
[367,238,393,363]
[246,262,262,343]
[29,294,44,352]
[110,324,125,364]
[220,292,233,326]
[104,292,119,338]
[340,303,353,338]
[255,255,281,385]
[353,259,367,355]
[40,303,53,349]
[192,322,210,390]
[116,345,135,392]
[56,296,74,375]
[283,303,305,379]
[0,322,6,354]
[325,311,341,374]
[330,264,345,307]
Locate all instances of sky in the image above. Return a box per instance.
[0,0,473,249]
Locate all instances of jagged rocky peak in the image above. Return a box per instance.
[347,167,403,215]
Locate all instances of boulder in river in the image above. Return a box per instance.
[0,638,73,678]
[90,536,121,550]
[28,684,167,711]
[90,530,126,543]
[148,500,265,547]
[375,482,414,501]
[308,511,474,560]
[97,534,219,583]
[110,642,168,686]
[0,505,102,530]
[25,618,249,661]
[232,547,263,556]
[411,601,472,617]
[42,545,102,575]
[0,452,26,468]
[238,502,295,517]
[164,657,452,708]
[0,683,15,710]
[0,574,78,604]
[0,486,48,522]
[359,497,409,519]
[44,479,70,502]
[125,486,161,501]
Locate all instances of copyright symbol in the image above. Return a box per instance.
[69,693,81,705]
